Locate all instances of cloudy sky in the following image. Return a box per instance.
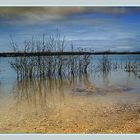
[0,7,140,52]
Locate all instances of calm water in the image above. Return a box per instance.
[0,55,140,101]
[0,55,140,133]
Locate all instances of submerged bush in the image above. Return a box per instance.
[10,32,91,80]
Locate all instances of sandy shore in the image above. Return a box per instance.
[0,87,140,134]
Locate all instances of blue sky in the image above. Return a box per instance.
[0,7,140,52]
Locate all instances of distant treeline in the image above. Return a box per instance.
[0,51,140,57]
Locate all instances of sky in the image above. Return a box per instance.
[0,7,140,52]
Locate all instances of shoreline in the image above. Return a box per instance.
[0,90,139,134]
[0,51,140,57]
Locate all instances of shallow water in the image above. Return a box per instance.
[0,55,140,133]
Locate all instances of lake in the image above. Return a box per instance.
[0,54,140,133]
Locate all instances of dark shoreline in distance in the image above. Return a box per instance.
[0,51,140,57]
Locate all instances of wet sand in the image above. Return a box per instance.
[0,87,140,134]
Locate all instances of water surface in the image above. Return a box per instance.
[0,55,140,133]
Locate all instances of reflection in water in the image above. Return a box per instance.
[13,78,65,112]
[124,56,140,78]
[94,55,140,82]
[12,74,95,113]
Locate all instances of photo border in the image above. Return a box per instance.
[0,0,139,6]
[0,0,140,139]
